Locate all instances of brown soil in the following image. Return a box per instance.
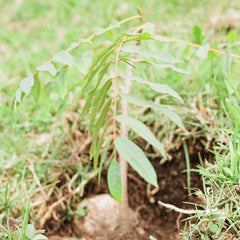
[45,139,208,240]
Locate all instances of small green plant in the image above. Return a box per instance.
[181,98,240,239]
[0,223,48,240]
[13,14,186,232]
[0,200,48,240]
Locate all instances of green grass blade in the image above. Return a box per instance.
[183,140,191,194]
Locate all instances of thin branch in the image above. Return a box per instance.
[28,162,48,201]
[158,200,226,219]
[158,200,204,215]
[158,35,240,59]
[113,36,128,141]
[38,170,98,228]
[32,15,141,77]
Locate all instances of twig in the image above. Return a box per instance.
[158,200,204,215]
[28,162,48,201]
[38,170,98,228]
[113,37,128,142]
[31,15,141,77]
[159,35,240,59]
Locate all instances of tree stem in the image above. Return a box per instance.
[118,53,136,233]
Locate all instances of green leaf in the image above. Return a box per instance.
[81,88,97,118]
[152,35,169,42]
[193,26,203,45]
[80,42,117,94]
[120,93,185,129]
[149,236,158,240]
[81,62,112,118]
[91,98,112,157]
[52,50,76,67]
[94,21,120,37]
[68,38,92,49]
[131,22,156,32]
[36,61,57,77]
[121,45,181,64]
[15,88,23,104]
[125,58,188,74]
[90,79,112,129]
[38,82,51,103]
[225,99,240,123]
[32,234,48,240]
[196,44,209,59]
[210,224,220,234]
[227,30,237,43]
[121,75,183,102]
[107,159,122,202]
[76,51,93,75]
[25,224,36,239]
[19,75,34,94]
[116,115,166,158]
[14,75,34,107]
[53,69,67,99]
[31,75,41,102]
[98,138,112,183]
[95,28,106,35]
[106,20,120,31]
[93,120,111,168]
[114,137,158,188]
[124,32,154,42]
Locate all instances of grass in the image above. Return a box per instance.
[1,0,240,239]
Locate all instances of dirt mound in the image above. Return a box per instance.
[44,140,206,240]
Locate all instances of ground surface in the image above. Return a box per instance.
[2,1,240,240]
[43,140,206,240]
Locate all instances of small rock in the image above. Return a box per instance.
[73,194,138,238]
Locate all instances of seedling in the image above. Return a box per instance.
[13,15,186,232]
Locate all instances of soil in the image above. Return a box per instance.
[44,139,209,240]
